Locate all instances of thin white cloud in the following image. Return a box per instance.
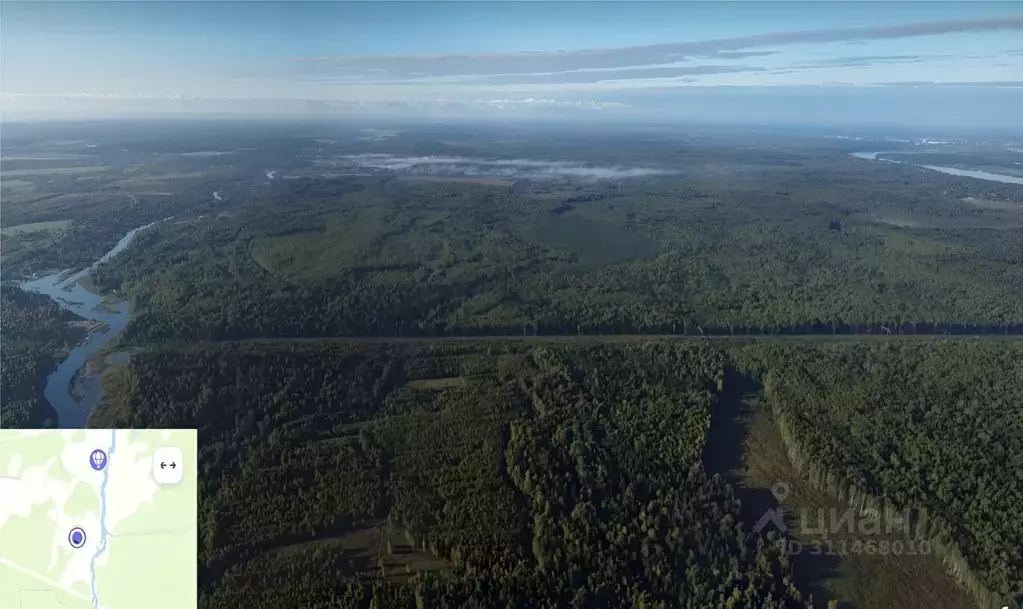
[397,65,768,86]
[341,154,671,180]
[877,81,1023,88]
[282,15,1023,83]
[466,98,630,109]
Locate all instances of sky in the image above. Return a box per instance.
[2,1,1022,129]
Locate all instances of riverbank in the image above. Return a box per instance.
[86,355,135,429]
[851,151,1023,185]
[77,272,100,295]
[18,222,159,428]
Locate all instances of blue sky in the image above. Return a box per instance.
[2,1,1021,127]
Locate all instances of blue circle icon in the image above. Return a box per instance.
[68,527,86,548]
[89,449,107,471]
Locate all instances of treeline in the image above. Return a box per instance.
[498,345,807,608]
[97,341,811,608]
[735,341,1023,608]
[0,285,83,427]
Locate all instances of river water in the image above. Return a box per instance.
[19,222,160,428]
[851,151,1023,185]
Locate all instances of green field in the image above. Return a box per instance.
[0,219,72,236]
[0,155,89,161]
[0,179,35,190]
[0,165,110,177]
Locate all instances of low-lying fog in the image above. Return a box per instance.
[341,154,670,180]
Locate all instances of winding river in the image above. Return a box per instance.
[20,222,160,428]
[851,151,1023,185]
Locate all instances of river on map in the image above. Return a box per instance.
[851,151,1023,185]
[19,222,160,428]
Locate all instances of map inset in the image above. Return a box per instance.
[0,429,197,609]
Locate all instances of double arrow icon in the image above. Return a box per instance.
[153,447,183,485]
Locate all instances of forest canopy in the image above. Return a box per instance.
[92,339,1023,608]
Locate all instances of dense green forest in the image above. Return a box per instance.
[24,126,1009,342]
[96,342,810,609]
[0,285,83,427]
[5,124,1022,340]
[735,341,1023,608]
[91,338,1023,608]
[88,162,1023,341]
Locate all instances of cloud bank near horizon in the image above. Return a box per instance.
[2,9,1021,127]
[4,85,1023,135]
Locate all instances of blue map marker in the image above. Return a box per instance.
[90,449,107,471]
[68,527,86,549]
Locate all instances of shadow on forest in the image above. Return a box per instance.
[703,369,846,608]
